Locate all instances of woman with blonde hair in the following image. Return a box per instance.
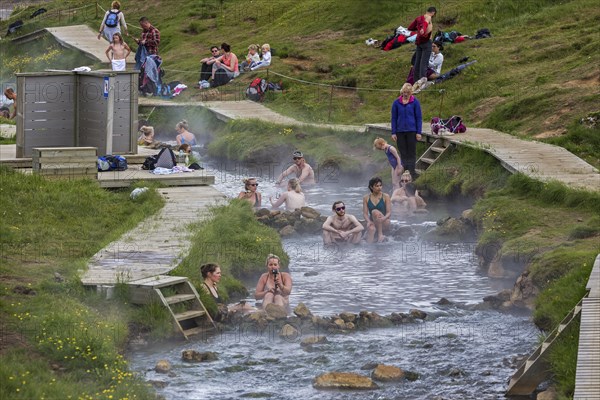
[255,254,292,309]
[238,177,262,208]
[374,137,403,190]
[175,119,197,146]
[391,83,422,180]
[97,1,128,42]
[269,178,305,211]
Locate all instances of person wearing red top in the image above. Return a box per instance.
[134,16,160,55]
[408,6,436,82]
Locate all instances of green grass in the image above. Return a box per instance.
[0,167,164,399]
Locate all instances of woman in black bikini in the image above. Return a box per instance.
[200,263,228,321]
[238,177,261,208]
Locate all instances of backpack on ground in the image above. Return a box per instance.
[154,147,177,169]
[105,10,120,28]
[97,155,128,171]
[246,78,268,102]
[431,116,467,135]
[142,155,158,170]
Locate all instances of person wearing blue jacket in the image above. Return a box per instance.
[391,83,422,180]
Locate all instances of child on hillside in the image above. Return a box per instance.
[250,43,272,71]
[105,32,131,71]
[240,44,261,72]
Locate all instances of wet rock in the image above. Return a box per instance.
[372,364,405,382]
[510,271,538,309]
[360,362,379,370]
[448,367,464,377]
[256,215,270,223]
[435,217,473,238]
[409,309,427,320]
[461,209,474,222]
[345,322,355,330]
[240,392,275,398]
[154,360,171,373]
[255,208,270,217]
[404,370,420,381]
[279,225,296,236]
[223,365,249,373]
[264,303,288,319]
[280,324,299,340]
[536,386,558,400]
[311,315,331,328]
[390,226,415,240]
[269,210,282,217]
[304,271,319,277]
[181,350,218,362]
[313,372,379,390]
[436,297,452,305]
[423,343,433,349]
[301,336,328,347]
[483,289,512,309]
[247,310,269,326]
[148,380,169,388]
[294,303,312,318]
[333,318,346,329]
[300,206,320,220]
[339,312,356,323]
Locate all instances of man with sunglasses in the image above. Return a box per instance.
[275,150,316,186]
[322,201,364,245]
[198,45,221,84]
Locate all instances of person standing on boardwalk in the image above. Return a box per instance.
[105,32,131,71]
[391,83,422,180]
[97,1,128,42]
[408,6,437,83]
[133,16,160,55]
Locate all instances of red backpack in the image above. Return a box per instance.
[246,78,268,102]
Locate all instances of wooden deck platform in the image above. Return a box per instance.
[98,169,214,188]
[366,123,599,192]
[81,186,227,286]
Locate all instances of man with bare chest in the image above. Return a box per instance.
[322,201,364,245]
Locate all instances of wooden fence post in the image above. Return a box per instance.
[328,85,334,121]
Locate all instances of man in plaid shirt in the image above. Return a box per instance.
[134,16,160,55]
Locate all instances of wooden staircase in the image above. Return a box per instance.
[128,275,216,339]
[506,298,584,395]
[415,138,452,175]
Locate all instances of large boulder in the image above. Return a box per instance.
[294,303,312,318]
[372,364,405,382]
[255,208,271,217]
[280,324,300,340]
[301,336,328,347]
[155,360,171,373]
[264,303,288,319]
[339,312,356,323]
[279,225,296,236]
[300,206,321,220]
[181,350,218,362]
[313,372,379,390]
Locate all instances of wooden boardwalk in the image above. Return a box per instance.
[574,254,600,399]
[367,123,599,192]
[81,186,227,286]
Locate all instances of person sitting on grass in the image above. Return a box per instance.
[211,42,239,81]
[240,44,261,73]
[322,200,364,245]
[250,43,272,71]
[198,45,220,84]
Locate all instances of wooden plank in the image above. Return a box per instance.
[129,275,188,288]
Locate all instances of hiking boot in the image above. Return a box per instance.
[412,77,427,92]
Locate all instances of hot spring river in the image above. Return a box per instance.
[129,160,538,399]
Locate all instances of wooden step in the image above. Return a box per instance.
[174,310,206,321]
[182,326,213,338]
[420,157,436,165]
[129,275,188,288]
[164,294,196,305]
[430,146,446,153]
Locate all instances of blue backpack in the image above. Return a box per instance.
[98,155,128,171]
[105,10,120,28]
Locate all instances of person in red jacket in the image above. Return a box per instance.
[408,6,437,83]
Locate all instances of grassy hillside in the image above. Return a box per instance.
[1,0,599,166]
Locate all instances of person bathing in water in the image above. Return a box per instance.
[363,176,392,243]
[105,32,131,71]
[238,177,261,208]
[270,178,306,211]
[275,151,316,186]
[255,254,292,310]
[322,200,364,245]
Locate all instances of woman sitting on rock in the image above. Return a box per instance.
[238,177,261,208]
[270,178,305,211]
[362,176,392,243]
[255,254,292,309]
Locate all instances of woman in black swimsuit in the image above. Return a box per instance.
[200,263,228,321]
[238,177,262,208]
